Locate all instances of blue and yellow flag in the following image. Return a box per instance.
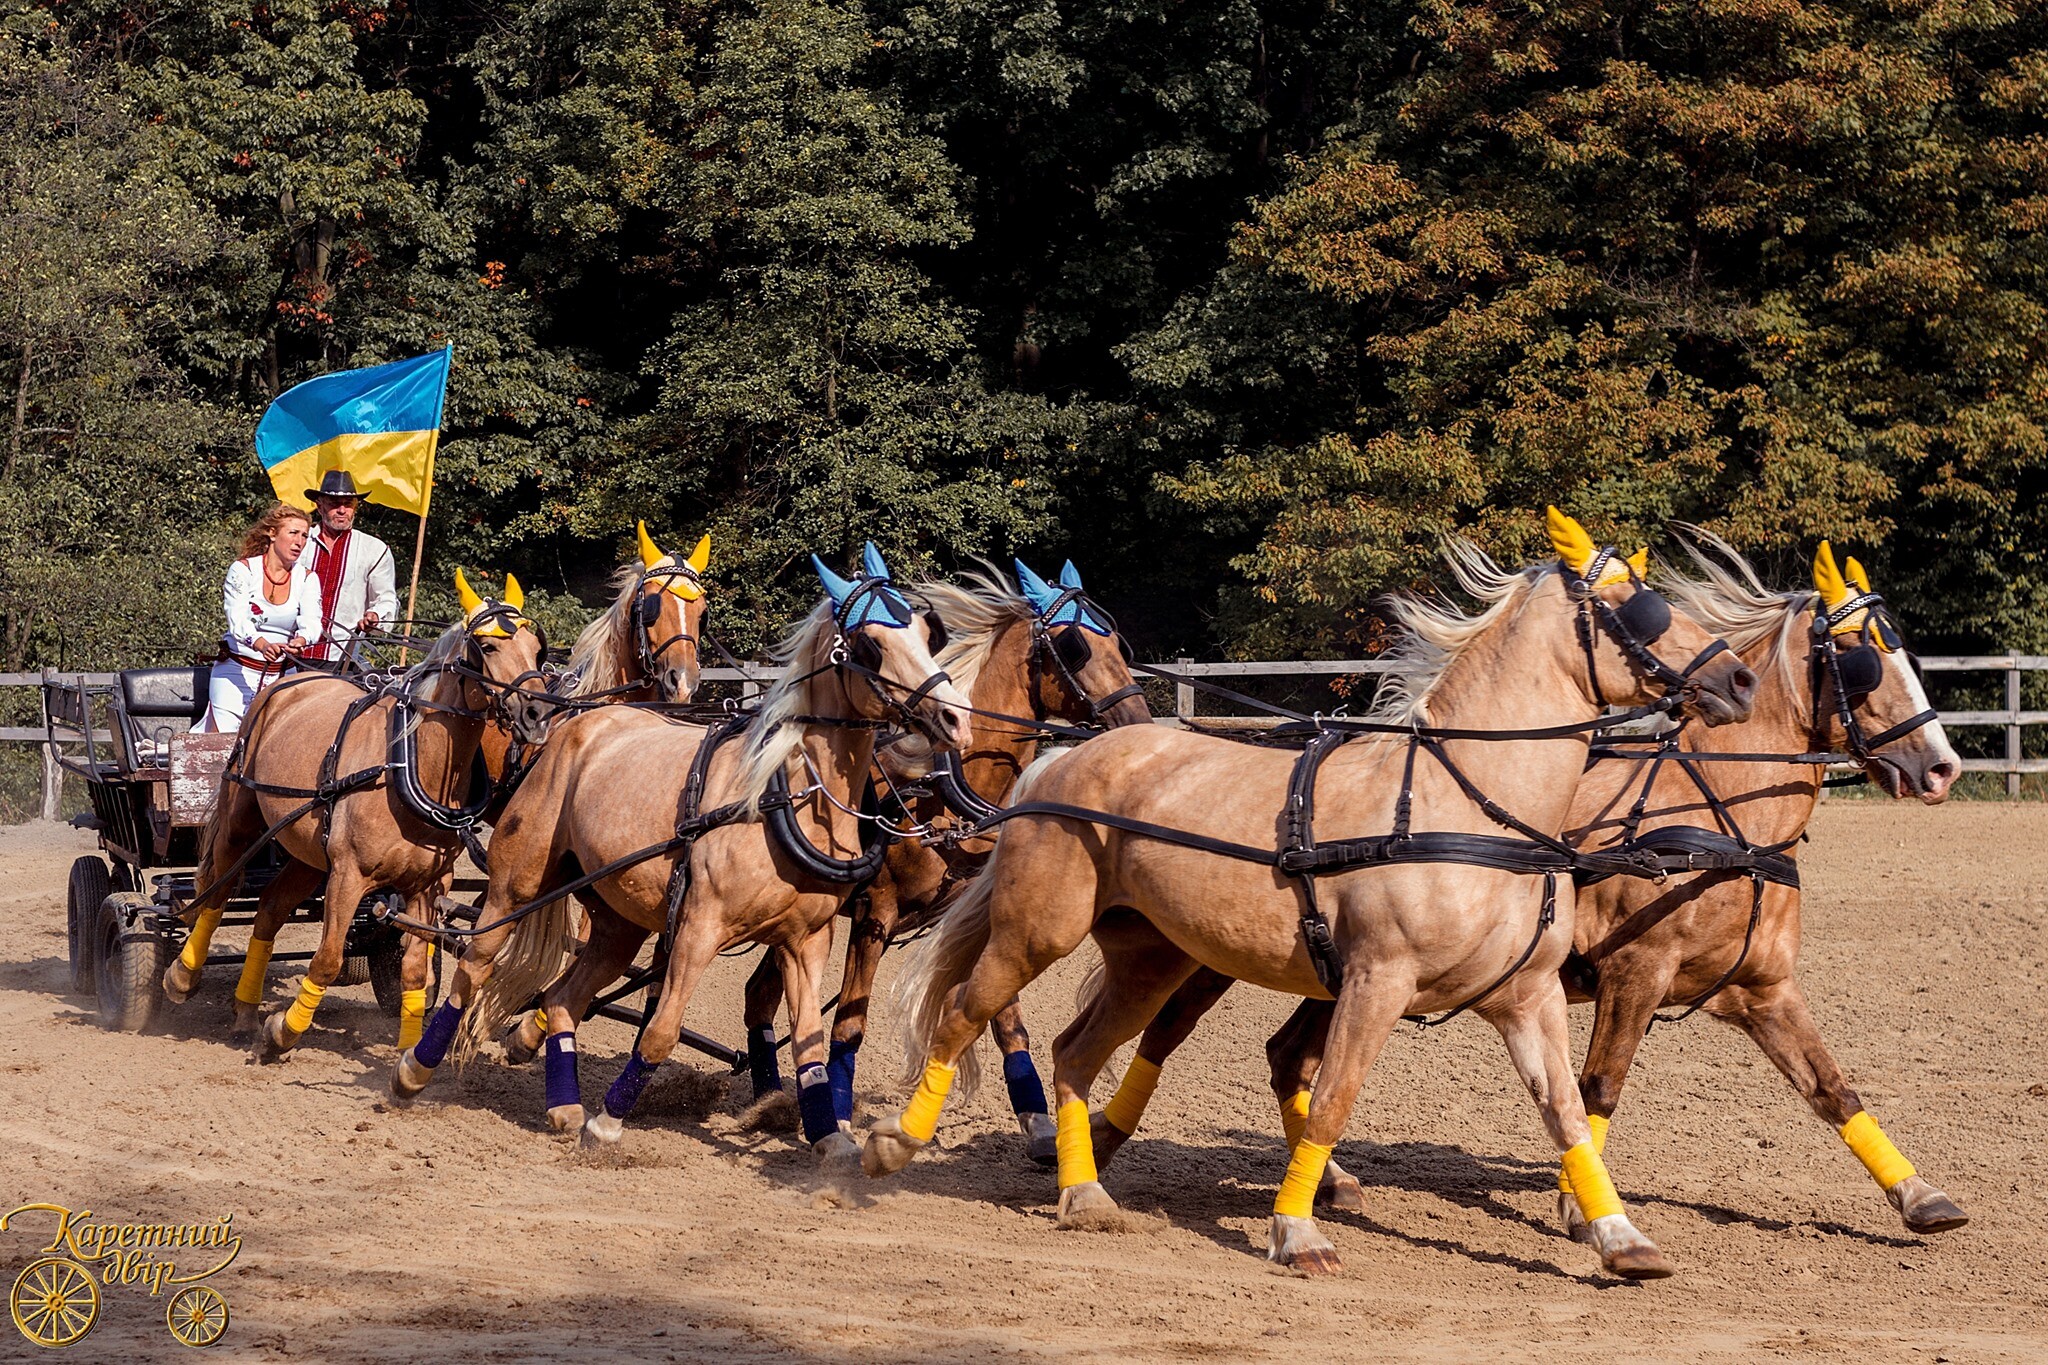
[256,347,451,516]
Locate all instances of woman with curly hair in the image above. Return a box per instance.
[197,502,327,733]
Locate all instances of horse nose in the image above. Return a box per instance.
[1728,665,1757,707]
[1922,757,1960,803]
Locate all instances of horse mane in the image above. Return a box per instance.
[1368,540,1544,723]
[732,602,840,812]
[906,562,1032,700]
[395,619,477,740]
[1656,526,1813,691]
[565,563,642,698]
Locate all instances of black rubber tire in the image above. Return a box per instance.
[368,932,440,1017]
[66,857,112,994]
[95,893,168,1032]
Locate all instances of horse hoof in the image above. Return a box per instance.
[1555,1188,1594,1243]
[1021,1111,1058,1168]
[1055,1180,1119,1228]
[814,1129,862,1166]
[1890,1176,1970,1234]
[254,1013,298,1065]
[503,1030,540,1067]
[161,960,196,1005]
[1590,1214,1674,1280]
[228,1002,260,1040]
[579,1112,622,1147]
[1089,1110,1131,1171]
[391,1050,433,1100]
[547,1104,586,1135]
[1266,1214,1341,1274]
[860,1116,925,1178]
[1321,1161,1367,1214]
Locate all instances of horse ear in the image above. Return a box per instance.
[1812,540,1849,608]
[455,567,483,619]
[637,520,665,569]
[1058,559,1084,589]
[861,541,890,580]
[503,572,525,611]
[685,533,710,573]
[1545,506,1597,576]
[1626,547,1649,578]
[1014,558,1059,614]
[1844,554,1872,596]
[812,554,853,608]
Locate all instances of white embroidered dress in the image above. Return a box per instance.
[198,555,326,733]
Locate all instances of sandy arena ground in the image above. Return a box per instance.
[1,803,2044,1363]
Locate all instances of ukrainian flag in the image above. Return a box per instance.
[256,346,451,516]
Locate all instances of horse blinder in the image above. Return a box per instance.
[1614,586,1672,644]
[923,610,948,656]
[1052,624,1092,673]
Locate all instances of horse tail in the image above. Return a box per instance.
[453,892,575,1068]
[894,870,995,1102]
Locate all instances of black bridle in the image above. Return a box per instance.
[1568,551,1730,708]
[1810,590,1937,760]
[633,563,704,691]
[822,574,958,744]
[1029,585,1146,723]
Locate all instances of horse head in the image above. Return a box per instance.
[813,543,973,770]
[1014,557,1152,729]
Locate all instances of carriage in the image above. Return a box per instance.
[43,664,470,1031]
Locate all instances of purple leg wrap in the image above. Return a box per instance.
[411,998,464,1070]
[797,1063,837,1145]
[603,1050,658,1120]
[543,1032,579,1112]
[826,1035,861,1125]
[1003,1047,1049,1117]
[747,1026,782,1100]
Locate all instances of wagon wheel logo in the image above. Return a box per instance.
[10,1257,99,1348]
[165,1285,229,1348]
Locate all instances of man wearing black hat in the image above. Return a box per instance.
[304,470,397,663]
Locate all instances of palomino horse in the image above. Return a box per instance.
[162,571,552,1058]
[734,560,1153,1160]
[1083,535,1971,1245]
[394,545,974,1162]
[866,511,1756,1279]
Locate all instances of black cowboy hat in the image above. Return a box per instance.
[306,470,365,501]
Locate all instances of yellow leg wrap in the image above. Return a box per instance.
[1561,1140,1624,1223]
[1558,1112,1610,1192]
[1275,1139,1333,1219]
[282,978,326,1035]
[233,939,275,1007]
[1101,1055,1161,1136]
[1279,1090,1312,1150]
[1839,1111,1916,1189]
[1055,1099,1097,1189]
[898,1059,955,1143]
[398,989,428,1050]
[178,905,225,972]
[532,1006,550,1036]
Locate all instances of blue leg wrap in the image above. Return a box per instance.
[411,998,464,1070]
[603,1050,658,1121]
[1003,1047,1049,1117]
[747,1025,782,1101]
[542,1032,580,1112]
[826,1036,861,1125]
[797,1063,837,1145]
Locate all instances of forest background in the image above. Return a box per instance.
[3,0,2044,683]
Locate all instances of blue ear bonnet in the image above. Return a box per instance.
[1015,558,1113,636]
[812,543,914,629]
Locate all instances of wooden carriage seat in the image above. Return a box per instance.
[114,666,210,772]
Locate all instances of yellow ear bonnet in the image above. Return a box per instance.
[456,566,515,638]
[1626,547,1650,578]
[503,572,525,612]
[455,567,484,619]
[637,520,666,571]
[1812,541,1888,646]
[686,533,710,574]
[1545,507,1632,586]
[1812,541,1849,609]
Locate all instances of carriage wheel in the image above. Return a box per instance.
[67,856,113,995]
[96,892,168,1032]
[9,1257,99,1348]
[368,929,441,1017]
[165,1285,229,1347]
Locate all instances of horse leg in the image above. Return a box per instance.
[1719,977,1967,1234]
[783,923,859,1160]
[1487,976,1673,1279]
[394,884,445,1050]
[1260,998,1367,1212]
[990,1000,1056,1166]
[163,786,263,1002]
[258,865,364,1063]
[226,858,322,1038]
[826,886,896,1131]
[1091,966,1235,1170]
[536,909,648,1133]
[1042,921,1199,1225]
[1263,971,1409,1275]
[742,951,785,1101]
[582,916,723,1148]
[504,897,597,1066]
[1552,957,1674,1242]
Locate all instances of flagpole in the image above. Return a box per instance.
[399,431,437,666]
